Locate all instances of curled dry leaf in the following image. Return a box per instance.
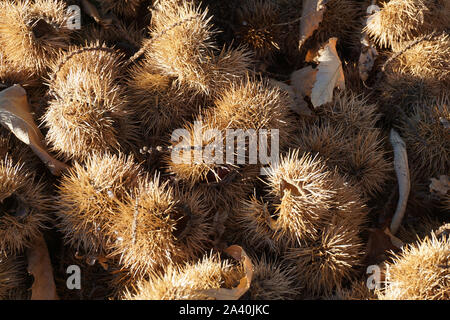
[0,85,68,175]
[311,38,345,108]
[291,66,317,99]
[389,129,410,235]
[429,175,450,197]
[269,78,313,117]
[200,245,253,300]
[298,0,328,49]
[27,235,59,300]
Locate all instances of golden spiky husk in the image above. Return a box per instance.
[0,254,27,300]
[55,153,143,257]
[276,0,302,63]
[235,0,281,61]
[145,1,252,96]
[0,157,49,256]
[44,44,139,161]
[266,150,367,246]
[127,60,201,137]
[0,52,39,89]
[0,0,71,75]
[397,214,445,245]
[243,256,301,300]
[167,78,293,186]
[401,99,450,179]
[123,253,244,300]
[78,21,145,55]
[109,177,213,275]
[380,72,444,114]
[319,92,380,132]
[227,196,279,253]
[212,78,294,148]
[365,0,450,49]
[286,221,365,297]
[378,233,449,300]
[98,0,144,19]
[387,33,450,90]
[296,93,392,198]
[0,129,42,172]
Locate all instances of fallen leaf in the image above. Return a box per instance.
[269,78,313,117]
[200,245,253,300]
[389,129,410,235]
[26,235,59,300]
[364,228,402,266]
[291,66,317,100]
[305,44,321,63]
[310,38,345,108]
[0,85,68,175]
[429,175,450,196]
[298,0,328,49]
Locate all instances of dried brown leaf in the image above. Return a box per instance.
[311,38,345,108]
[299,0,328,49]
[364,228,403,266]
[270,78,313,117]
[26,235,58,300]
[200,245,253,300]
[0,85,68,175]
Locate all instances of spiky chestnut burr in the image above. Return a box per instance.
[0,254,27,300]
[98,0,144,19]
[127,60,201,138]
[285,221,365,297]
[365,0,450,50]
[109,177,213,275]
[266,150,367,246]
[212,78,295,149]
[167,77,294,185]
[386,33,450,93]
[242,256,301,300]
[0,0,71,76]
[144,1,252,96]
[0,53,39,89]
[0,157,49,256]
[313,0,362,48]
[226,196,279,254]
[55,153,143,258]
[297,93,392,198]
[378,233,449,300]
[123,253,244,300]
[235,0,281,62]
[401,99,449,180]
[397,215,445,245]
[44,44,139,161]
